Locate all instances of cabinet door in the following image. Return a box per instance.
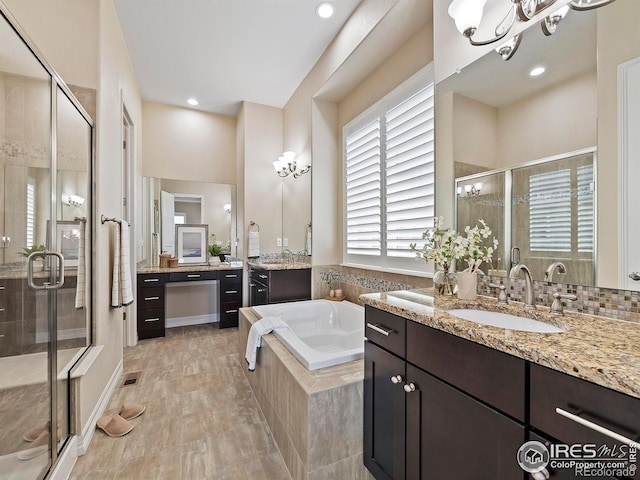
[409,365,526,480]
[364,341,406,480]
[249,281,268,307]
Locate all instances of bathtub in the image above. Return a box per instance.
[251,299,364,370]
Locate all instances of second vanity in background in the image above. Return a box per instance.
[247,260,311,306]
[137,264,243,339]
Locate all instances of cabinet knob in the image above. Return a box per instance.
[404,383,416,393]
[390,374,403,384]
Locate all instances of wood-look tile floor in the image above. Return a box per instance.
[70,325,291,480]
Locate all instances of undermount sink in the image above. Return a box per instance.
[447,309,565,333]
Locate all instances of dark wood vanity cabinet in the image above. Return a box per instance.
[137,273,167,339]
[219,269,242,328]
[248,267,311,306]
[365,306,640,480]
[364,306,526,480]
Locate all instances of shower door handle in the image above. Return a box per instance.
[27,251,65,290]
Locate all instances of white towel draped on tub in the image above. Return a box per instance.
[248,231,260,258]
[245,316,289,371]
[111,220,134,308]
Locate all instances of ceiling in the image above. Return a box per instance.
[438,7,597,108]
[113,0,362,117]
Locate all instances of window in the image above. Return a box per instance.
[26,178,35,249]
[528,163,594,254]
[344,67,434,273]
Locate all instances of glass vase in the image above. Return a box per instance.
[433,270,456,295]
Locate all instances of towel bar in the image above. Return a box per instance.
[101,214,132,227]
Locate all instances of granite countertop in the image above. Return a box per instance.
[360,289,640,399]
[247,261,312,271]
[138,262,243,274]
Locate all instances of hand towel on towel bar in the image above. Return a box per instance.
[245,316,289,371]
[248,231,260,258]
[111,220,134,307]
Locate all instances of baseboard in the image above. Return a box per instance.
[76,360,123,456]
[49,436,79,480]
[166,314,219,328]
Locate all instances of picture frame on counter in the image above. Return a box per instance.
[175,223,208,265]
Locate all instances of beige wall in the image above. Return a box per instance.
[2,0,99,89]
[497,69,597,168]
[241,102,283,255]
[141,100,236,184]
[452,93,499,171]
[597,0,640,287]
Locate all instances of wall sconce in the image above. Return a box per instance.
[61,193,85,207]
[223,203,231,214]
[272,151,311,179]
[448,0,617,60]
[458,182,483,196]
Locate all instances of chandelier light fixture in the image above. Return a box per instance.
[448,0,618,60]
[272,151,311,179]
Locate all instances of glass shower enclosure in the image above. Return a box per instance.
[0,5,93,479]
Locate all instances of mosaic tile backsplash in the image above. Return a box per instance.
[479,275,640,324]
[312,266,640,324]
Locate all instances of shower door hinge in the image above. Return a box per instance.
[123,311,127,321]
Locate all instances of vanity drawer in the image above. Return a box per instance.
[169,271,218,282]
[364,306,406,357]
[530,363,640,448]
[220,285,242,303]
[137,308,165,339]
[220,301,241,329]
[137,287,165,310]
[0,321,19,356]
[221,270,242,285]
[407,322,526,422]
[138,273,167,288]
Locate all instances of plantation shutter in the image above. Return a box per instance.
[529,169,571,252]
[385,84,435,258]
[345,118,382,256]
[577,164,594,253]
[26,178,35,249]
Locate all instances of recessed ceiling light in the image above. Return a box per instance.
[316,2,335,19]
[187,98,199,106]
[530,66,546,77]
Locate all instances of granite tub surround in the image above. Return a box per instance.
[239,307,372,480]
[360,290,640,399]
[312,265,432,304]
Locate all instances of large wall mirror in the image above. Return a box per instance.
[437,0,639,290]
[282,171,311,255]
[141,177,236,264]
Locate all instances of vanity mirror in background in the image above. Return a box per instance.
[437,3,618,287]
[141,177,236,265]
[281,153,312,256]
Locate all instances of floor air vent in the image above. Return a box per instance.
[122,371,142,387]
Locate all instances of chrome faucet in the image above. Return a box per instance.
[282,248,293,264]
[509,263,536,310]
[544,261,567,282]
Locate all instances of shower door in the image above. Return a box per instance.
[0,6,93,480]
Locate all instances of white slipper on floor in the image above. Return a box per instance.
[18,431,49,460]
[23,422,49,442]
[96,414,134,437]
[119,403,146,421]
